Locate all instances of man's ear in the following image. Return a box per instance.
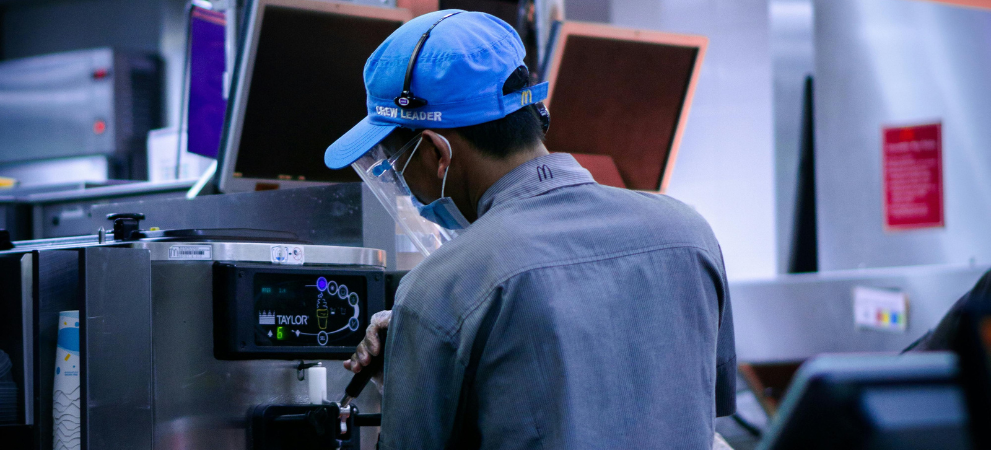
[421,130,452,180]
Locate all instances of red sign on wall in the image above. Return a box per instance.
[882,122,944,231]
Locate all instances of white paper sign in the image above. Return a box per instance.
[853,286,908,331]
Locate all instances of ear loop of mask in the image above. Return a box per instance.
[400,134,453,199]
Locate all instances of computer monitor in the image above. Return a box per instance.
[758,352,971,450]
[541,22,706,192]
[217,0,410,193]
[950,272,991,447]
[183,5,227,160]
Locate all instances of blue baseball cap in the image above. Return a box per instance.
[324,10,549,169]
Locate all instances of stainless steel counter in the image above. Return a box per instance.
[731,263,990,362]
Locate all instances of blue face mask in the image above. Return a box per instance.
[411,195,470,230]
[403,135,471,230]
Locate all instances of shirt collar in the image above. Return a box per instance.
[476,153,595,217]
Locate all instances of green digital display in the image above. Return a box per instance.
[277,326,285,340]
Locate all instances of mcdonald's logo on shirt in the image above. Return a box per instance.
[536,164,553,181]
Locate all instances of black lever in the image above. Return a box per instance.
[354,413,382,427]
[274,406,332,436]
[339,329,386,407]
[106,213,145,241]
[0,230,13,250]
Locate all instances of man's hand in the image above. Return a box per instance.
[344,310,392,380]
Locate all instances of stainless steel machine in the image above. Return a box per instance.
[0,47,163,182]
[0,210,399,449]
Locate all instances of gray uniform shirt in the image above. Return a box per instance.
[380,153,736,450]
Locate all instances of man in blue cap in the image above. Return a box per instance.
[329,10,735,449]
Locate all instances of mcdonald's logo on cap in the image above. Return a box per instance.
[521,90,532,106]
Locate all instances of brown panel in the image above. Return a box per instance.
[738,361,804,418]
[568,153,625,188]
[440,0,517,23]
[542,22,707,192]
[926,0,991,10]
[398,0,439,18]
[545,35,696,190]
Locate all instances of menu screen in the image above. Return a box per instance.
[253,273,366,347]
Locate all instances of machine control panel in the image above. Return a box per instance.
[214,263,385,360]
[254,273,365,348]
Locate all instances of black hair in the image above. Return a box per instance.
[451,106,544,158]
[450,66,545,159]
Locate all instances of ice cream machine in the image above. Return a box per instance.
[0,213,402,449]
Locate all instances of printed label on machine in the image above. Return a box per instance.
[254,274,365,347]
[168,244,213,260]
[271,245,305,265]
[853,286,908,332]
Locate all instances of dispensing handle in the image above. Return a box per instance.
[106,213,145,241]
[0,230,13,250]
[106,213,146,221]
[340,329,386,407]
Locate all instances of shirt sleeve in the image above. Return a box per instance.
[378,303,465,450]
[713,245,737,417]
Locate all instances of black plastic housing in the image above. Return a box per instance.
[214,262,385,360]
[250,404,359,450]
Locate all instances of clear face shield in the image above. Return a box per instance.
[351,130,460,257]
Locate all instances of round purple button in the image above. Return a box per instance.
[316,277,328,291]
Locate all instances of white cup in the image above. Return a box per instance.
[307,365,327,404]
[53,310,80,450]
